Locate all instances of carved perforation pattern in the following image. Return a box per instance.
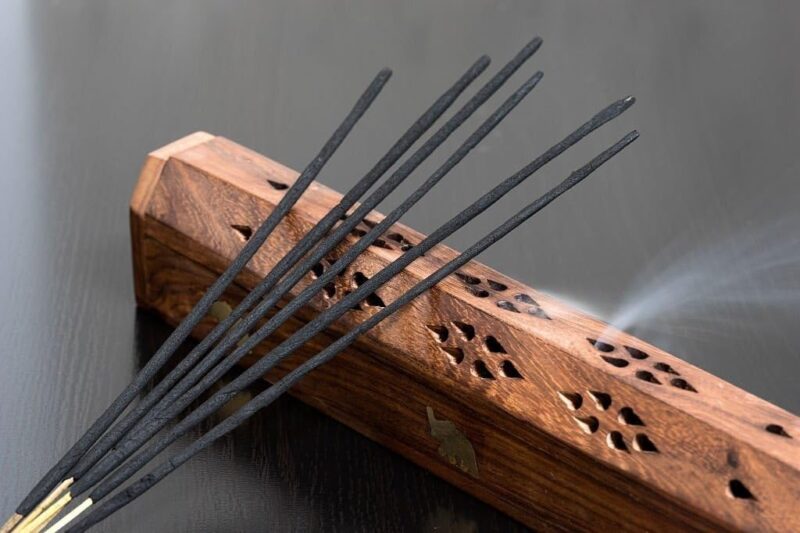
[229,178,546,323]
[587,338,699,393]
[143,143,800,530]
[298,250,774,508]
[306,255,389,314]
[225,175,292,243]
[581,338,775,503]
[422,320,524,382]
[557,390,659,455]
[230,179,420,260]
[453,270,551,320]
[304,257,527,384]
[348,216,417,254]
[226,174,781,512]
[224,193,778,510]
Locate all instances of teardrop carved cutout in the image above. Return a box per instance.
[455,272,481,285]
[441,346,465,365]
[588,338,615,353]
[636,370,661,385]
[485,336,507,354]
[558,391,583,411]
[515,293,537,305]
[602,356,629,368]
[765,424,792,438]
[487,279,508,291]
[426,325,449,343]
[452,321,476,341]
[574,416,599,434]
[364,293,385,308]
[267,179,288,190]
[311,263,325,278]
[625,346,649,359]
[231,224,253,241]
[496,300,520,313]
[670,378,697,392]
[588,391,611,411]
[500,360,523,379]
[473,360,495,380]
[466,286,490,298]
[322,282,336,299]
[727,479,756,500]
[606,431,628,451]
[618,407,645,426]
[654,362,680,375]
[526,306,551,320]
[633,433,659,453]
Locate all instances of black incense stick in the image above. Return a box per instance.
[65,53,493,484]
[71,68,547,499]
[10,67,392,522]
[14,40,544,532]
[64,97,635,523]
[62,130,639,533]
[67,37,542,483]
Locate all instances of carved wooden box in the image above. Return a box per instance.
[129,132,800,532]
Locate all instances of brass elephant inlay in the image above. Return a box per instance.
[427,406,479,478]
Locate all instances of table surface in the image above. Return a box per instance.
[1,1,799,531]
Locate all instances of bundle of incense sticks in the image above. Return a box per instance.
[1,37,638,532]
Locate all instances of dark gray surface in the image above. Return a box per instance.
[1,1,798,531]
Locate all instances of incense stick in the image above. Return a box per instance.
[63,52,493,486]
[64,37,542,492]
[20,491,70,533]
[3,479,71,533]
[41,501,90,533]
[68,37,542,488]
[10,39,543,532]
[66,38,541,485]
[0,516,21,533]
[70,67,547,501]
[61,130,639,533]
[6,68,392,527]
[56,98,635,531]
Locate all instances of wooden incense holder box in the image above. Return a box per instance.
[130,132,800,532]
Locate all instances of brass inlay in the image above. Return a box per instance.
[426,406,479,478]
[208,300,250,348]
[209,300,233,321]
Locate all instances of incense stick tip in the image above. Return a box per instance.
[618,95,637,111]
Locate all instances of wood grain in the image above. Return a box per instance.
[131,133,800,532]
